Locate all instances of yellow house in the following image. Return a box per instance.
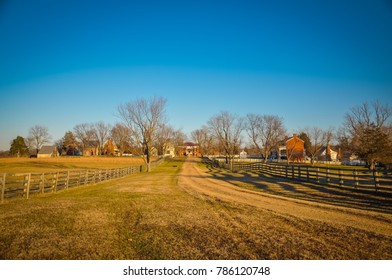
[37,145,59,158]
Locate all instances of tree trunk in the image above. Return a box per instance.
[263,150,268,163]
[147,161,151,172]
[230,158,234,172]
[369,160,376,170]
[146,149,151,172]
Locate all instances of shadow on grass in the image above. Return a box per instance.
[200,160,392,214]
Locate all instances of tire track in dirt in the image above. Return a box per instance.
[178,158,392,236]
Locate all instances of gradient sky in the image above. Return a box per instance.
[1,0,392,150]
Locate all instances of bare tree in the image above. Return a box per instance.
[28,125,51,154]
[343,101,392,169]
[172,129,187,150]
[191,126,214,156]
[117,96,167,172]
[111,123,133,156]
[93,121,112,155]
[345,101,391,134]
[73,123,96,155]
[155,124,175,156]
[246,114,286,162]
[208,111,244,170]
[304,127,330,165]
[155,125,186,156]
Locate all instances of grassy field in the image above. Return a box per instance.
[0,158,391,260]
[0,157,147,173]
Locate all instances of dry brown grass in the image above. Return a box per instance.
[0,157,148,173]
[0,158,391,260]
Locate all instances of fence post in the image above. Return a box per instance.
[339,169,344,187]
[85,170,89,185]
[66,171,70,189]
[373,170,380,191]
[326,168,330,184]
[354,169,359,189]
[41,173,45,194]
[306,166,309,181]
[316,168,320,183]
[77,170,81,186]
[26,173,31,199]
[298,166,301,180]
[291,165,295,178]
[54,173,58,192]
[1,173,6,203]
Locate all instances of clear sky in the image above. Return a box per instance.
[1,0,392,150]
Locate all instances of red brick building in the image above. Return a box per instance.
[177,142,200,157]
[286,134,305,162]
[275,134,305,162]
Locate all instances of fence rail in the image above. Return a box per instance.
[0,165,142,203]
[209,159,392,194]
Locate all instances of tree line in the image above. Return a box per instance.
[7,97,392,171]
[194,100,392,170]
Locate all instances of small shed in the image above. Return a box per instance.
[37,145,59,158]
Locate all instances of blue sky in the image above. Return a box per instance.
[1,0,392,150]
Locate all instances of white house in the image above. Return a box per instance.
[163,143,176,158]
[319,144,339,162]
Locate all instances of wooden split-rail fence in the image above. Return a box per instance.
[0,166,142,203]
[209,159,392,194]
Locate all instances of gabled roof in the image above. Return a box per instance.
[286,134,304,143]
[38,145,56,155]
[86,140,99,147]
[318,146,338,157]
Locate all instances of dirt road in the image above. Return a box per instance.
[178,158,392,237]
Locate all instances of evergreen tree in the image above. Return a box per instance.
[10,136,29,157]
[62,131,78,155]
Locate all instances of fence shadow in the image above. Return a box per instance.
[202,159,392,214]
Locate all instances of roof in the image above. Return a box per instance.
[38,145,56,155]
[183,142,197,146]
[86,140,99,147]
[286,134,304,143]
[318,146,338,156]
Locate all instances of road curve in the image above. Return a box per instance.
[178,158,392,236]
